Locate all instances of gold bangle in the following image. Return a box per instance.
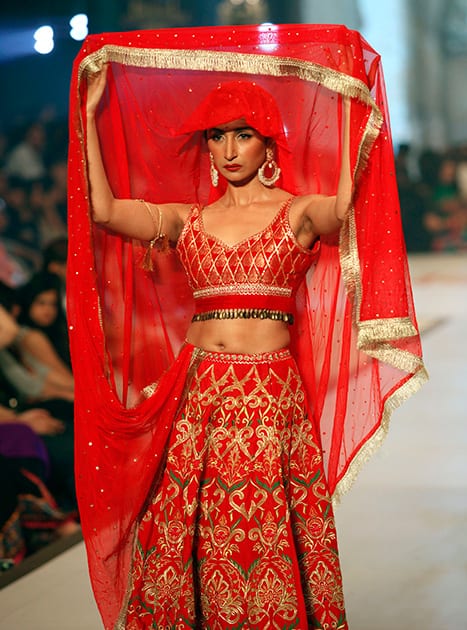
[138,199,164,242]
[138,199,169,270]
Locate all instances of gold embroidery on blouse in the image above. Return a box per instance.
[193,283,292,299]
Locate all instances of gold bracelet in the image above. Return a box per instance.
[139,199,164,242]
[138,199,169,270]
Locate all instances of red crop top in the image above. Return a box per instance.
[176,198,320,316]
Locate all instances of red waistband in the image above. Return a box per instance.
[194,294,295,314]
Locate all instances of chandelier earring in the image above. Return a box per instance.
[209,152,219,187]
[258,147,281,187]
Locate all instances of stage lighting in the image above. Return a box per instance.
[258,23,279,53]
[33,25,54,54]
[69,14,88,41]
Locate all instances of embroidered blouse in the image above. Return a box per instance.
[176,198,320,315]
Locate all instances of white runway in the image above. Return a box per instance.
[1,253,466,629]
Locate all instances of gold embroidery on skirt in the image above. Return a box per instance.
[125,355,347,629]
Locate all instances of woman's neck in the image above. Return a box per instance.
[220,177,279,208]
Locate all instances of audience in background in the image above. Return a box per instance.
[17,271,70,366]
[396,143,467,252]
[3,122,47,183]
[0,305,78,569]
[0,281,74,405]
[0,422,79,568]
[0,287,76,516]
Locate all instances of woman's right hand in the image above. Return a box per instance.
[86,63,108,118]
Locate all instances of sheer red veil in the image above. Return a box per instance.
[68,24,427,629]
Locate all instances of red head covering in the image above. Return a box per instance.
[179,79,287,144]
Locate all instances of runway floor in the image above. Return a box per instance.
[0,252,465,629]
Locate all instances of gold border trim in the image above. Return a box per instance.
[333,364,429,503]
[78,45,377,109]
[357,317,418,345]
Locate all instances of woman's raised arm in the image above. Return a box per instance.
[297,96,353,236]
[85,64,188,243]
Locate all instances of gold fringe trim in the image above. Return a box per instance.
[362,343,425,374]
[340,210,424,375]
[78,45,379,112]
[332,363,429,504]
[357,317,418,344]
[353,105,383,183]
[338,205,359,310]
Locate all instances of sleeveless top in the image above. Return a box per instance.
[176,198,320,316]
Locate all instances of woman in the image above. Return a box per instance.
[17,270,71,366]
[87,70,349,628]
[0,280,74,404]
[69,24,427,630]
[0,284,76,511]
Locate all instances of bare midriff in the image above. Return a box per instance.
[186,318,291,354]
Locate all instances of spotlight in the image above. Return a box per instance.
[69,14,88,41]
[258,23,279,53]
[33,25,54,54]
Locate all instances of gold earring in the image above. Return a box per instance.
[258,147,281,186]
[209,152,219,187]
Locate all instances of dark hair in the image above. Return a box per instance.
[0,280,19,313]
[17,271,70,365]
[17,272,61,322]
[42,237,68,270]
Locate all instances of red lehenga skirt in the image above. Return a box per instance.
[124,345,347,629]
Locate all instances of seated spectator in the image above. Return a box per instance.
[0,280,73,401]
[42,237,67,280]
[1,177,42,271]
[41,237,68,315]
[29,174,67,248]
[0,289,76,512]
[424,154,466,251]
[3,122,47,183]
[17,271,70,366]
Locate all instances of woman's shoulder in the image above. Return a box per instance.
[292,192,329,207]
[157,202,198,235]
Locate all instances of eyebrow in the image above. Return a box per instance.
[208,126,254,133]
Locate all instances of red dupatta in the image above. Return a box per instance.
[67,24,428,629]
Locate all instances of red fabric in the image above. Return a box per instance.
[67,24,427,629]
[177,198,319,316]
[126,347,346,629]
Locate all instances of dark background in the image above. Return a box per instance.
[0,1,301,128]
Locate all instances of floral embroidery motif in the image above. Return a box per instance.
[125,353,347,629]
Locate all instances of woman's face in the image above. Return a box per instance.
[207,119,267,184]
[29,289,58,327]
